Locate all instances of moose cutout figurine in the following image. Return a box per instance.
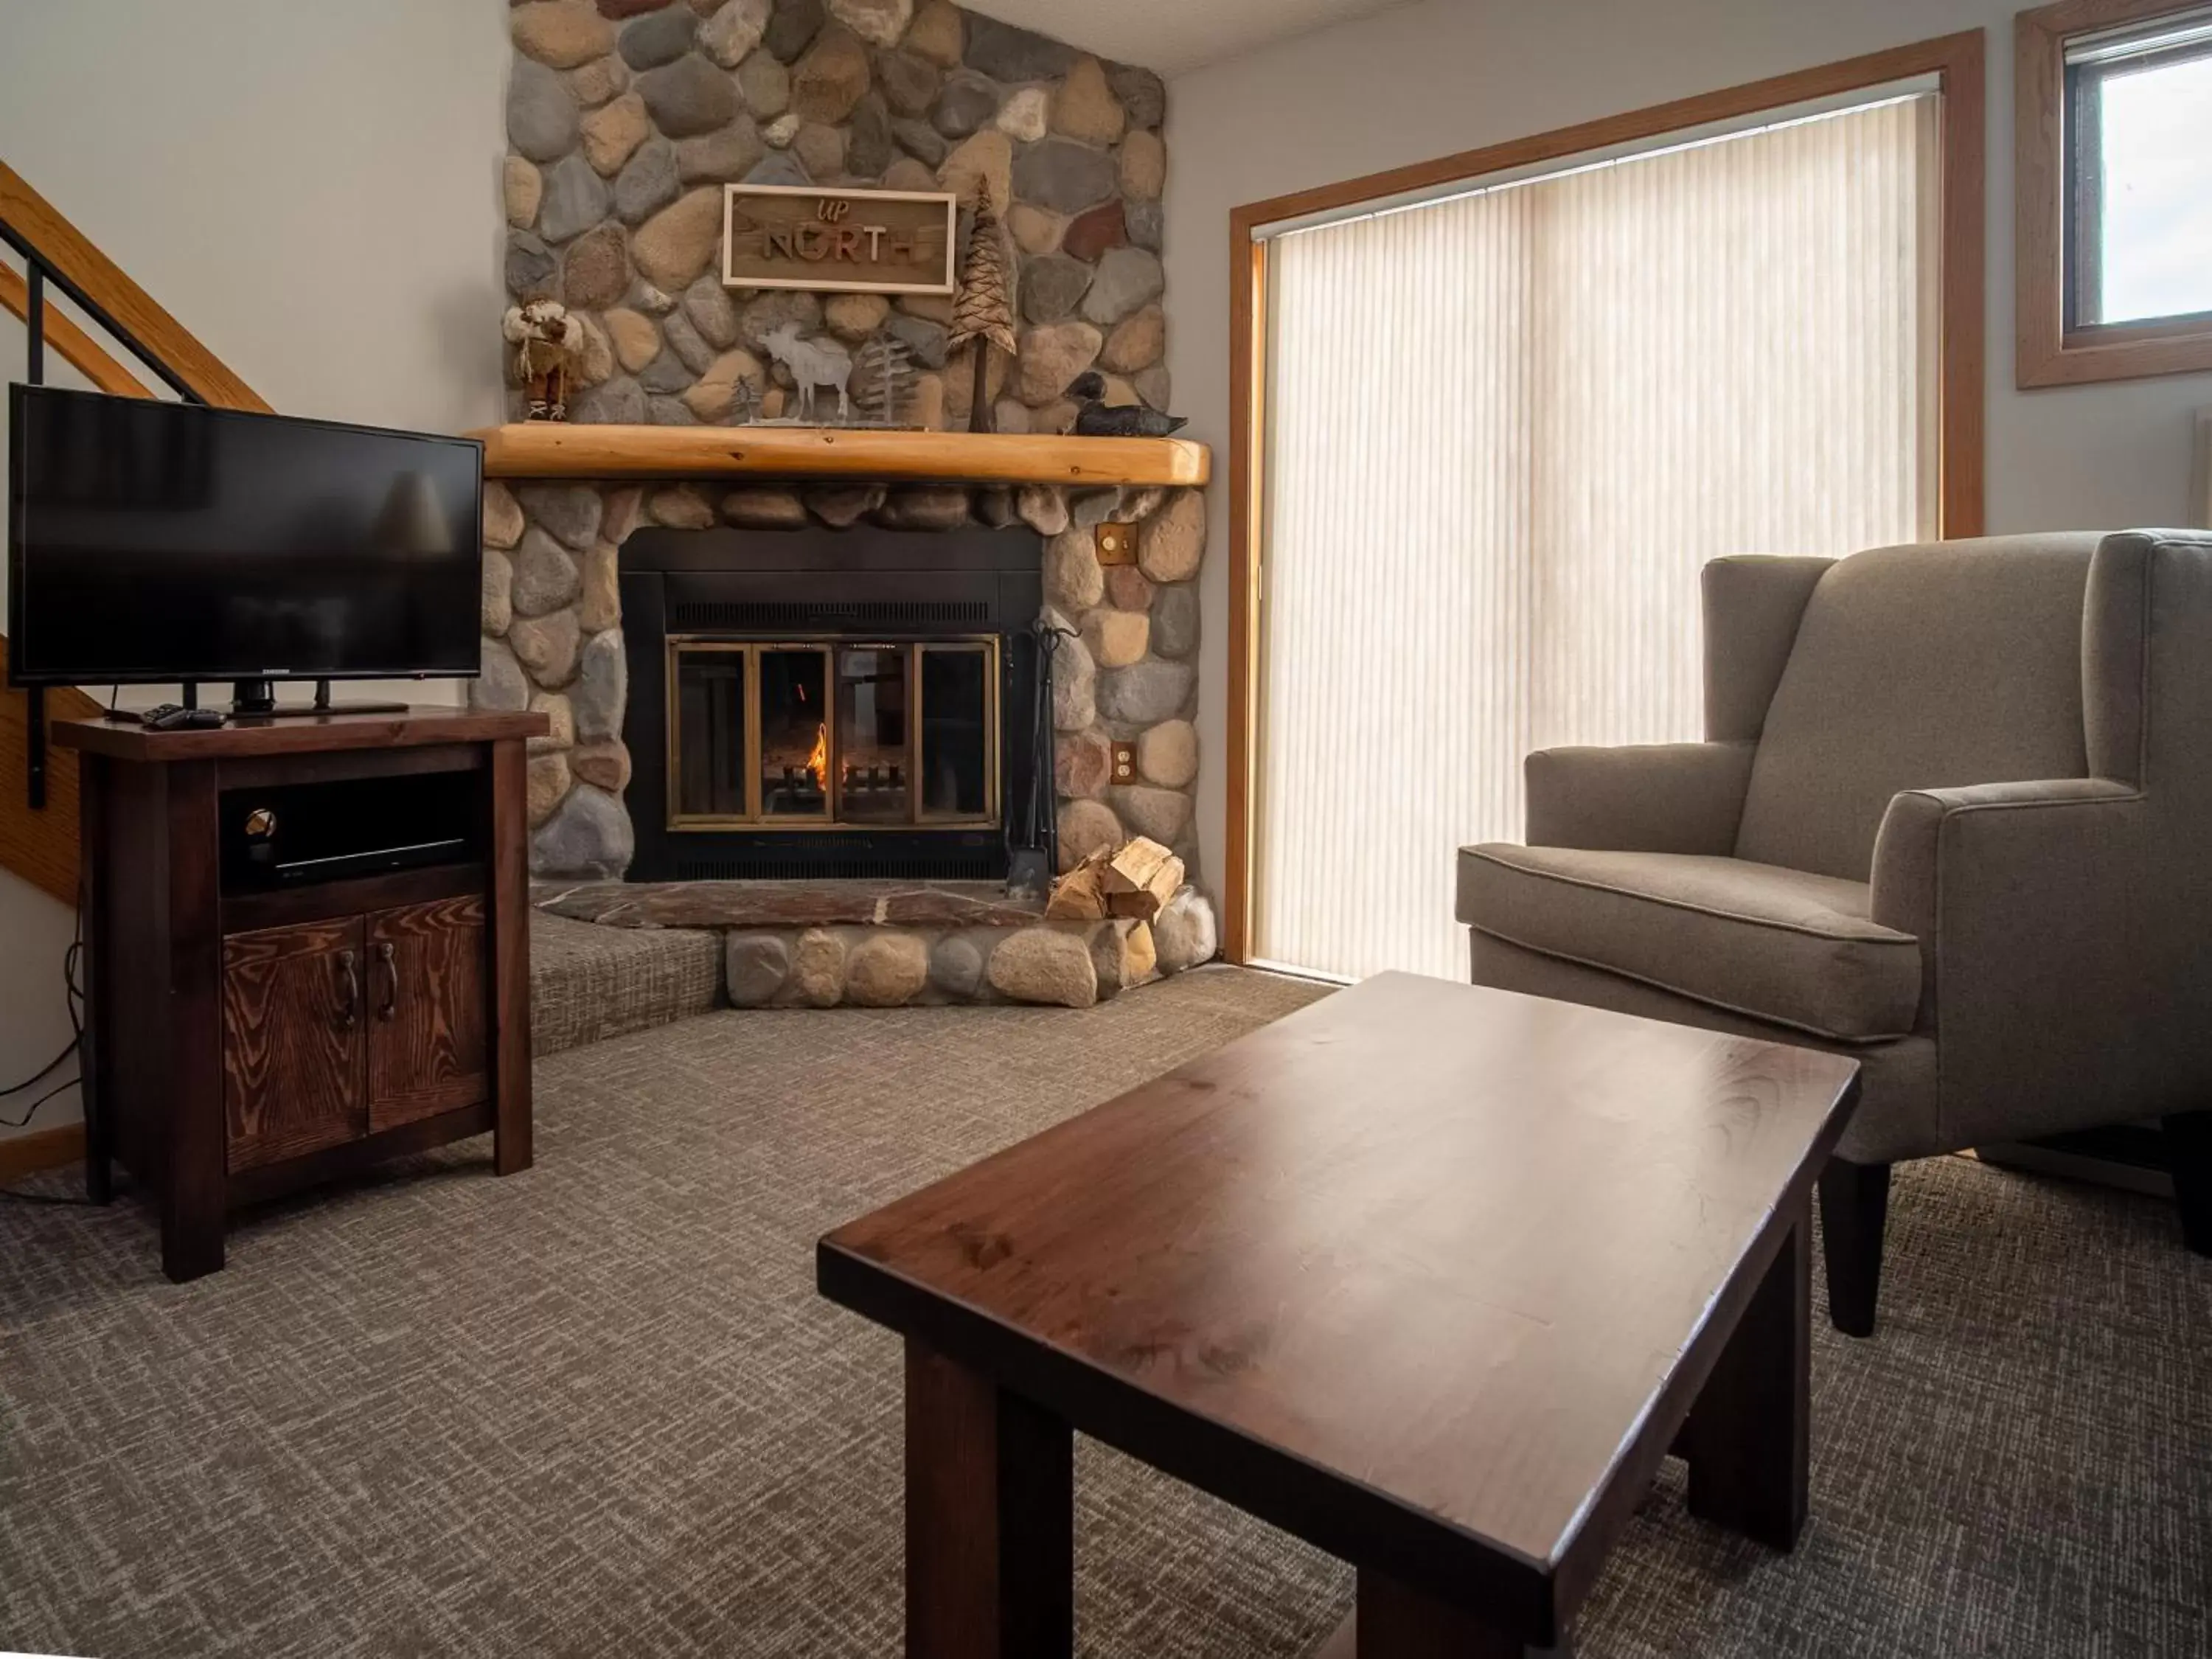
[762,323,854,424]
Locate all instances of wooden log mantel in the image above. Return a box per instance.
[467,422,1211,488]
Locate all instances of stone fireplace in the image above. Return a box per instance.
[482,0,1217,1002]
[618,520,1046,882]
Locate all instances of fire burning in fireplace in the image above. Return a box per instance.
[664,636,1008,839]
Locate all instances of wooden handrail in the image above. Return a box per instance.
[0,159,269,412]
[0,262,152,398]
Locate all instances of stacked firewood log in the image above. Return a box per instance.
[1046,837,1184,923]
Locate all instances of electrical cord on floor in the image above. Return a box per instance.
[0,1189,95,1206]
[0,1133,114,1205]
[0,859,99,1206]
[0,884,88,1130]
[0,975,95,1204]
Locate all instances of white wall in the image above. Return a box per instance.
[1165,0,2212,900]
[0,0,511,1136]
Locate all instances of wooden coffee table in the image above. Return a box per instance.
[818,973,1860,1657]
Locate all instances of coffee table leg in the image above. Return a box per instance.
[1683,1206,1810,1551]
[905,1339,1073,1659]
[1317,1574,1528,1658]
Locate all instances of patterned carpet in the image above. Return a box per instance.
[2,967,2208,1658]
[529,910,721,1059]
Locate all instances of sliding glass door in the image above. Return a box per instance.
[1253,94,1941,981]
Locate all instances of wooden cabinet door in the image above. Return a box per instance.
[366,895,488,1133]
[223,919,368,1172]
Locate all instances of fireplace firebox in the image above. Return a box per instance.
[619,526,1046,883]
[667,636,1000,830]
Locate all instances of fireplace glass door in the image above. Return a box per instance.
[667,637,998,832]
[918,644,991,820]
[834,648,911,823]
[671,644,747,821]
[759,647,830,819]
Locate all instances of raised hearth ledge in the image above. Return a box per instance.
[469,423,1211,489]
[535,879,1043,931]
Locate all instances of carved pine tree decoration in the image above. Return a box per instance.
[948,191,1018,434]
[852,335,917,425]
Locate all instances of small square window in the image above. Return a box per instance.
[2067,16,2212,327]
[2019,0,2212,386]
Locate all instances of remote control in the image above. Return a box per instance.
[146,705,226,731]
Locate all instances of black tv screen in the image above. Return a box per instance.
[7,385,483,686]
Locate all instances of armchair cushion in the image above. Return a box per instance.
[1457,844,1921,1041]
[1470,930,1939,1165]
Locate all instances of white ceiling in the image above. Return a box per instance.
[958,0,1410,77]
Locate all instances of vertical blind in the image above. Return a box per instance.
[1254,94,1941,982]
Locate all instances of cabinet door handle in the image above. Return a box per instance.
[336,949,360,1032]
[375,942,398,1021]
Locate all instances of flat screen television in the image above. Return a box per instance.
[7,384,483,706]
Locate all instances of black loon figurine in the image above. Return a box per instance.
[1067,372,1187,439]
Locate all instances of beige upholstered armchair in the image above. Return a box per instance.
[1456,531,2212,1335]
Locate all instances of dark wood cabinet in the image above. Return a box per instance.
[58,708,546,1281]
[366,894,488,1133]
[221,918,368,1171]
[219,894,491,1167]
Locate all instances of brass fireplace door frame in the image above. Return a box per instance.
[664,634,1002,832]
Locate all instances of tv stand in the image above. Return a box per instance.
[210,678,411,720]
[55,706,547,1281]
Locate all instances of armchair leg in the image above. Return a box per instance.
[2165,1112,2212,1258]
[1818,1159,1891,1338]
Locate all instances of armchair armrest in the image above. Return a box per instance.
[1868,777,2157,1150]
[1868,777,2141,939]
[1524,741,1756,854]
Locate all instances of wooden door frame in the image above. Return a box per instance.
[1221,30,1987,964]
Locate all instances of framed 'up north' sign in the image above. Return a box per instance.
[722,185,959,296]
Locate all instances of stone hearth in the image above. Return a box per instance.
[542,875,1040,927]
[534,877,1217,1008]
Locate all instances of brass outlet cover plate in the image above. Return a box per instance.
[1095,522,1136,565]
[1110,742,1138,785]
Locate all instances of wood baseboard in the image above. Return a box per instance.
[0,1120,85,1184]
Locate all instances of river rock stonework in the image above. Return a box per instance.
[538,877,1216,1006]
[503,0,1169,431]
[476,477,1207,899]
[494,3,1210,972]
[703,916,1174,1009]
